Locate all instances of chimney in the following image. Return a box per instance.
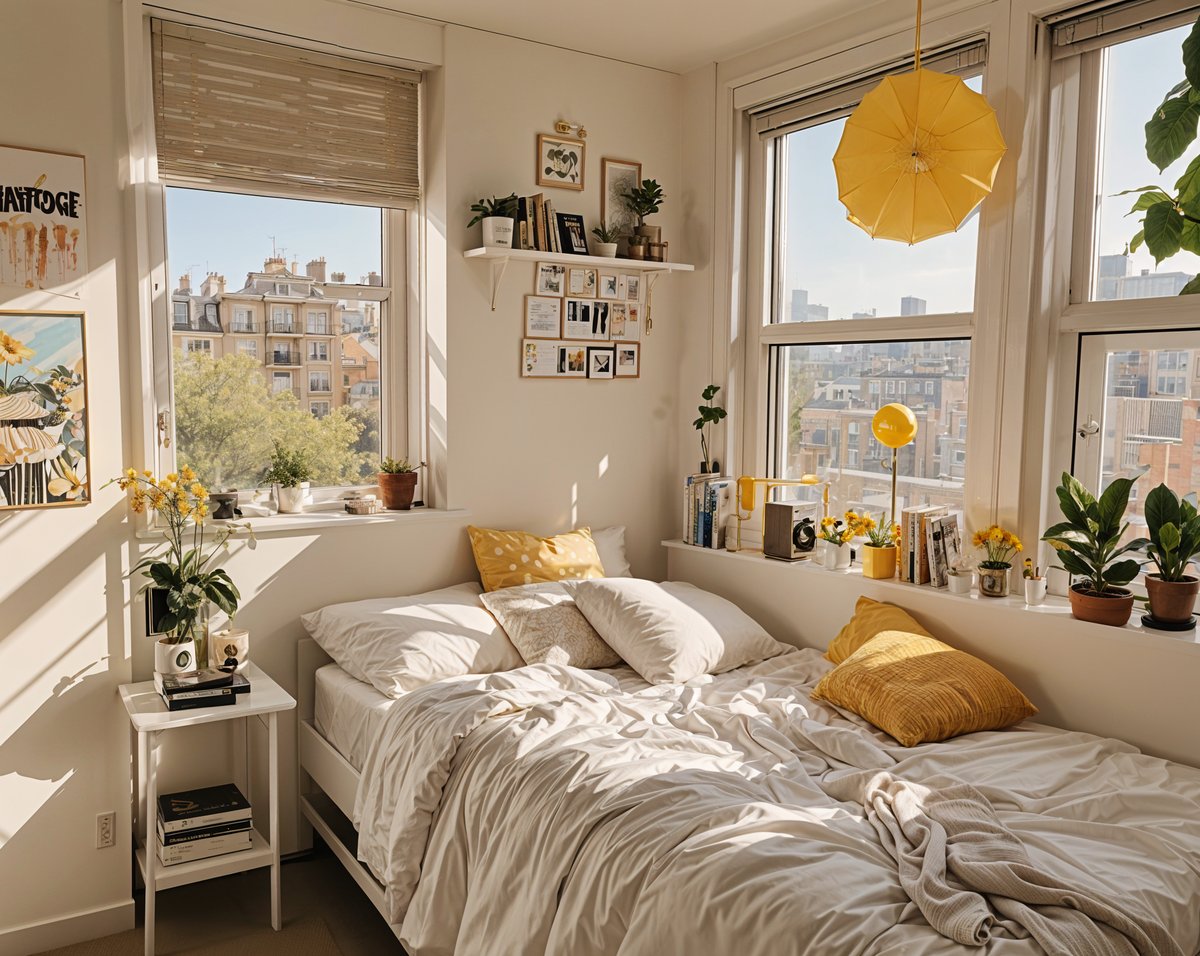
[364,303,377,326]
[200,272,226,298]
[177,273,191,293]
[365,270,382,287]
[290,260,300,275]
[264,256,286,274]
[306,257,327,282]
[330,271,346,283]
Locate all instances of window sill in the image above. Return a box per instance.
[135,507,470,541]
[661,539,1200,655]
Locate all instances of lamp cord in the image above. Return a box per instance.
[914,0,923,71]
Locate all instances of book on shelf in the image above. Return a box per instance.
[516,197,530,250]
[157,817,252,846]
[682,474,733,548]
[935,513,963,581]
[532,193,547,251]
[156,670,250,711]
[926,514,949,588]
[157,829,252,866]
[158,783,252,834]
[545,200,558,253]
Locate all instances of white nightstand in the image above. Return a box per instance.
[118,662,296,956]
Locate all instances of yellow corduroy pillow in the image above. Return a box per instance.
[467,526,606,592]
[825,595,933,664]
[811,630,1038,747]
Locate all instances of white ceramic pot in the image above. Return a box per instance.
[155,636,199,677]
[482,217,515,248]
[947,571,973,594]
[1024,578,1048,606]
[818,539,850,570]
[276,484,305,514]
[595,242,618,258]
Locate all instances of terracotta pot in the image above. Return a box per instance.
[1068,583,1135,627]
[1145,574,1199,624]
[861,544,897,579]
[977,564,1010,598]
[378,471,418,510]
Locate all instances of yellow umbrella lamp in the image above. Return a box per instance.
[871,402,918,537]
[832,0,1007,244]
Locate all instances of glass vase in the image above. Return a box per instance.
[172,603,210,670]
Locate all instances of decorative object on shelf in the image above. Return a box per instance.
[623,178,664,245]
[871,402,917,579]
[556,213,589,255]
[946,563,973,594]
[208,625,250,670]
[973,525,1022,598]
[1042,470,1147,627]
[344,494,381,515]
[730,475,828,552]
[263,441,311,514]
[0,310,90,510]
[0,145,88,290]
[627,235,648,260]
[647,239,668,263]
[111,465,248,676]
[467,193,519,248]
[1118,12,1200,297]
[591,223,620,258]
[614,342,640,378]
[378,456,423,511]
[763,500,820,561]
[1141,483,1200,627]
[553,119,587,139]
[1024,572,1047,607]
[208,491,239,520]
[832,0,1006,245]
[818,516,854,570]
[857,510,902,579]
[537,132,585,190]
[601,157,641,246]
[694,384,726,474]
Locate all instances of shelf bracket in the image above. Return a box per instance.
[643,269,667,334]
[489,257,511,312]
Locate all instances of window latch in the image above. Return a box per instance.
[1076,417,1100,439]
[157,410,171,449]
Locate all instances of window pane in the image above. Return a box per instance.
[776,78,981,323]
[772,340,970,518]
[1092,25,1199,301]
[165,187,385,490]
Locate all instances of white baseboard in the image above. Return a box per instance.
[0,898,135,956]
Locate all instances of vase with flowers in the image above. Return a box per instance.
[817,515,854,570]
[111,466,250,676]
[854,510,901,579]
[973,525,1022,597]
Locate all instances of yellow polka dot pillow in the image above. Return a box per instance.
[811,630,1038,747]
[467,526,606,592]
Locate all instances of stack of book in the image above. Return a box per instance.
[157,783,252,866]
[514,194,587,254]
[899,506,963,588]
[155,668,250,712]
[683,474,735,549]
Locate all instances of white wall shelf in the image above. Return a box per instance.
[463,246,694,311]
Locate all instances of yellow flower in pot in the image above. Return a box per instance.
[851,509,901,579]
[972,524,1022,597]
[378,456,424,511]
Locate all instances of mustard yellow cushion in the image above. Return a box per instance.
[467,526,606,592]
[811,630,1038,747]
[825,595,932,664]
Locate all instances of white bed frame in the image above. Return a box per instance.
[296,637,402,937]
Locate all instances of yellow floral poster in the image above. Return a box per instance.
[0,311,89,509]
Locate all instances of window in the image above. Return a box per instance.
[236,339,258,358]
[271,307,295,334]
[185,338,212,354]
[232,308,255,333]
[308,370,332,394]
[272,371,294,395]
[310,401,330,419]
[306,311,330,335]
[308,341,329,362]
[173,301,189,328]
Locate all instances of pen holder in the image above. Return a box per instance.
[1024,578,1048,607]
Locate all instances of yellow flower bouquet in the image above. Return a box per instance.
[973,525,1022,569]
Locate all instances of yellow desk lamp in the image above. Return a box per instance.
[871,403,918,529]
[732,473,829,552]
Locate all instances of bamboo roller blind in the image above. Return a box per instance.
[151,20,420,207]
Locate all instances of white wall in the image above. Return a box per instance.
[0,3,684,952]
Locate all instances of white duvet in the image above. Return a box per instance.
[353,649,1200,955]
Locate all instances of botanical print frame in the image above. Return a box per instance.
[0,310,91,510]
[525,295,562,338]
[587,346,615,380]
[615,342,640,378]
[537,134,585,191]
[0,144,88,290]
[600,157,641,239]
[535,262,567,296]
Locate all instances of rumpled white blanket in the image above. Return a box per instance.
[353,650,1200,956]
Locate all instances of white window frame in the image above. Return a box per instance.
[308,370,332,394]
[236,338,258,358]
[308,340,329,362]
[306,310,330,335]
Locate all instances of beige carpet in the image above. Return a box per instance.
[37,918,343,956]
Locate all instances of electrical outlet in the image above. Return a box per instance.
[96,811,115,849]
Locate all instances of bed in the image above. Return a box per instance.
[297,580,1200,956]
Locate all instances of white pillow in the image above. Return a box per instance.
[480,582,621,669]
[592,525,632,577]
[300,583,523,697]
[563,579,787,684]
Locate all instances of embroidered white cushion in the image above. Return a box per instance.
[563,579,788,684]
[480,582,621,668]
[301,583,522,697]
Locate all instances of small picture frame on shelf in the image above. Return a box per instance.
[623,273,641,302]
[597,272,620,300]
[587,346,615,379]
[525,295,562,338]
[557,214,589,255]
[615,342,640,378]
[537,133,585,190]
[568,267,597,298]
[601,157,641,238]
[535,262,567,296]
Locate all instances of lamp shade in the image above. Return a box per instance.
[872,403,918,448]
[832,69,1006,245]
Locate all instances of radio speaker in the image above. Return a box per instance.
[763,501,821,561]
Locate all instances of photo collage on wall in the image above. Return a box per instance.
[521,262,640,379]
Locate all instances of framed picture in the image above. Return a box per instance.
[623,273,641,302]
[623,302,642,341]
[0,310,91,510]
[597,272,620,300]
[600,157,641,239]
[608,302,628,339]
[525,296,562,338]
[587,346,615,380]
[615,343,640,378]
[568,267,597,298]
[0,145,88,290]
[563,297,595,340]
[557,214,589,255]
[535,262,567,296]
[522,339,586,378]
[537,134,585,190]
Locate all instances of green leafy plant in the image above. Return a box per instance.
[467,193,519,228]
[622,179,664,226]
[1120,14,1200,294]
[262,441,312,488]
[591,223,621,244]
[1144,483,1200,580]
[1042,471,1148,594]
[692,384,727,470]
[380,456,423,474]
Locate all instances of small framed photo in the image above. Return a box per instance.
[568,267,597,298]
[597,272,621,300]
[525,296,562,338]
[623,302,642,341]
[609,302,628,339]
[623,273,641,302]
[564,298,610,340]
[557,213,589,255]
[558,343,587,378]
[537,133,585,190]
[601,157,641,238]
[587,346,615,380]
[615,342,640,378]
[535,262,567,296]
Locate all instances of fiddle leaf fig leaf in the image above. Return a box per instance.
[1181,218,1200,256]
[1145,94,1200,171]
[1143,201,1184,262]
[1175,154,1200,208]
[1129,227,1146,253]
[1126,188,1173,214]
[1185,15,1200,89]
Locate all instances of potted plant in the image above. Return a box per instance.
[855,510,901,579]
[972,525,1022,597]
[468,193,519,249]
[1042,471,1148,627]
[263,442,312,514]
[378,456,424,511]
[622,179,664,244]
[626,234,649,260]
[591,223,620,258]
[817,515,854,570]
[693,384,726,473]
[110,466,247,676]
[1142,483,1200,624]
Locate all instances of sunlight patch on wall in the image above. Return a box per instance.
[0,770,74,848]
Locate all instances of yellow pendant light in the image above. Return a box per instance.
[832,0,1007,245]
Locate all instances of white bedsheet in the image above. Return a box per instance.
[353,649,1200,956]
